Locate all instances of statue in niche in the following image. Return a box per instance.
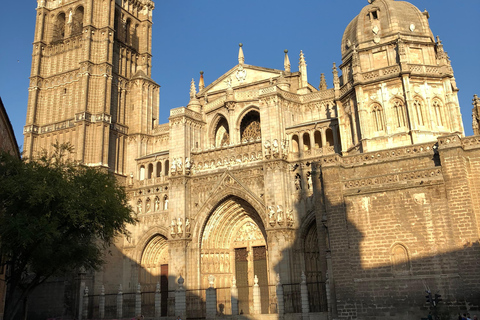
[307,172,313,190]
[137,200,142,214]
[286,209,294,227]
[145,198,151,213]
[276,205,284,225]
[163,195,168,210]
[177,158,183,171]
[154,197,160,211]
[185,218,191,235]
[177,218,183,235]
[225,254,230,272]
[268,206,276,226]
[171,160,176,174]
[129,172,134,186]
[185,158,191,174]
[264,140,271,159]
[294,174,302,190]
[272,139,279,158]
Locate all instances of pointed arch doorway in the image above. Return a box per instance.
[139,235,169,316]
[200,196,269,315]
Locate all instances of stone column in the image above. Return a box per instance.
[206,275,217,319]
[175,276,186,319]
[155,282,161,319]
[253,275,262,314]
[135,283,142,317]
[300,272,310,319]
[276,274,284,319]
[99,285,105,319]
[231,277,239,316]
[117,284,123,319]
[82,287,89,320]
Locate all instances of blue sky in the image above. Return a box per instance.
[1,0,479,150]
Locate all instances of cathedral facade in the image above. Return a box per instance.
[23,0,480,319]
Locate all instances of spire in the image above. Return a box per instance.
[238,43,245,65]
[298,50,308,91]
[284,50,291,73]
[319,73,327,91]
[188,78,201,113]
[332,62,340,90]
[189,78,196,99]
[199,71,205,91]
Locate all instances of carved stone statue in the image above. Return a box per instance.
[185,218,191,235]
[129,172,134,186]
[177,218,183,235]
[154,197,160,211]
[286,209,294,227]
[264,140,271,159]
[307,173,313,190]
[145,198,151,213]
[295,174,302,190]
[276,205,284,225]
[137,200,142,214]
[208,275,215,288]
[272,139,279,158]
[268,206,276,226]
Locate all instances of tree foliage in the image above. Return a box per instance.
[0,144,136,319]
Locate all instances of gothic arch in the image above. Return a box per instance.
[192,184,266,245]
[390,98,407,128]
[237,107,261,142]
[209,112,230,146]
[52,12,66,42]
[390,242,411,274]
[432,98,446,127]
[370,103,385,132]
[413,96,426,127]
[72,6,84,36]
[135,228,171,263]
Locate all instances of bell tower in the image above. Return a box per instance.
[24,0,159,174]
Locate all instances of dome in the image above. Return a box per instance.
[341,0,434,58]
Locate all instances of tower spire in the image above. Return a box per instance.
[189,78,196,99]
[199,71,205,91]
[238,43,245,65]
[297,50,308,93]
[284,50,291,73]
[319,73,327,91]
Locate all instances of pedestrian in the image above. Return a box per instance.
[177,316,182,320]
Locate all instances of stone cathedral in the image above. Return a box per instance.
[23,0,480,319]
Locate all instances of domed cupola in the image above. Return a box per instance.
[341,0,433,61]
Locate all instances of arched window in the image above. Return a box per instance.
[139,165,145,181]
[314,131,322,149]
[303,133,311,151]
[325,128,334,147]
[292,135,299,153]
[413,98,425,126]
[371,104,385,132]
[125,19,131,44]
[72,6,84,36]
[147,163,153,179]
[53,12,66,42]
[156,162,162,177]
[240,111,261,142]
[433,99,445,127]
[214,117,230,147]
[391,244,410,274]
[392,99,407,128]
[165,160,169,176]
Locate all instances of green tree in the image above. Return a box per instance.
[0,144,136,320]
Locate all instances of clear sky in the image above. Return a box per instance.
[1,0,479,150]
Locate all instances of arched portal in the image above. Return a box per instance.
[139,235,169,316]
[200,196,269,315]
